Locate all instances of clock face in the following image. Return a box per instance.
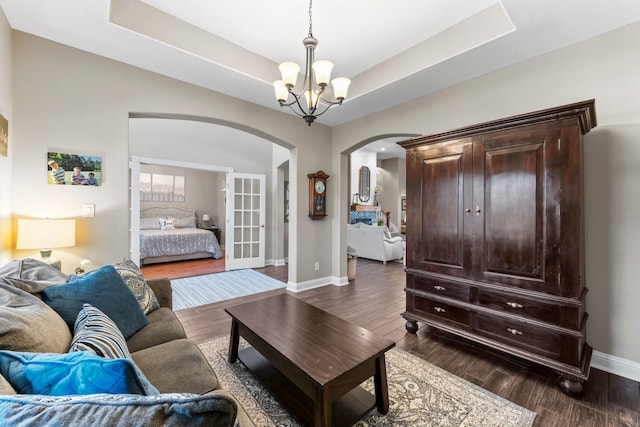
[314,180,325,194]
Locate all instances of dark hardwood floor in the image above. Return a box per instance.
[141,258,640,427]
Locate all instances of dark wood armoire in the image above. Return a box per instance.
[399,100,596,394]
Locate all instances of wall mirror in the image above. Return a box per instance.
[358,166,370,202]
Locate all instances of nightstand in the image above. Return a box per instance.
[203,226,221,243]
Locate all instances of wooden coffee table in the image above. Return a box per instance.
[226,294,395,427]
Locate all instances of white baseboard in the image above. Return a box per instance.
[265,258,287,267]
[286,276,349,292]
[592,351,640,382]
[286,276,332,292]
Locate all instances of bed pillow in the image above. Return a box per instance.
[140,217,161,230]
[112,258,159,314]
[41,265,148,339]
[159,218,175,230]
[0,392,238,427]
[174,216,197,228]
[0,351,158,396]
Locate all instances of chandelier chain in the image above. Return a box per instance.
[308,0,313,36]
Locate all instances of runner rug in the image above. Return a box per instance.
[171,269,286,311]
[198,336,536,426]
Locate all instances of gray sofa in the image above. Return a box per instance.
[0,259,242,426]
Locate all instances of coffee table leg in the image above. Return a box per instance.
[374,354,390,414]
[314,387,331,427]
[228,319,240,363]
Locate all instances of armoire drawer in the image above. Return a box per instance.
[413,276,471,302]
[477,289,561,325]
[413,296,470,327]
[476,313,562,359]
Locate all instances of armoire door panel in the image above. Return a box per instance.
[483,142,544,278]
[421,154,463,266]
[416,142,473,278]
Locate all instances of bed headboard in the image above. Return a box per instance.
[141,206,196,219]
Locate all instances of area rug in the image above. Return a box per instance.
[198,336,536,426]
[171,269,286,311]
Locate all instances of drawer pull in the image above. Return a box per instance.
[507,328,523,336]
[433,285,446,291]
[434,307,446,313]
[506,301,524,309]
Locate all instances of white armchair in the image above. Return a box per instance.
[347,223,404,264]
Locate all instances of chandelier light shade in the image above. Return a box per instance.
[273,0,351,126]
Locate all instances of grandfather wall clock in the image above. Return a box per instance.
[308,170,329,220]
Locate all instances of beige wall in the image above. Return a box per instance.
[4,18,640,370]
[10,31,332,287]
[331,23,640,364]
[0,9,11,265]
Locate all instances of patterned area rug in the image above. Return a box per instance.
[171,269,286,311]
[198,336,536,427]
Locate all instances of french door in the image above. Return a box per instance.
[225,172,266,270]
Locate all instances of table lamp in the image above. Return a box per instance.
[16,218,76,270]
[202,214,211,228]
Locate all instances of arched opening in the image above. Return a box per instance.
[128,113,293,283]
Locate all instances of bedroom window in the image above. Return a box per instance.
[140,173,185,202]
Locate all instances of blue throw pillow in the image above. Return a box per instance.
[0,351,158,396]
[41,265,148,339]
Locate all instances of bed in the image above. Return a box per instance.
[139,206,222,265]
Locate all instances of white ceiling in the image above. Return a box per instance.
[1,0,639,157]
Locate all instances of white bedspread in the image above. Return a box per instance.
[139,228,222,260]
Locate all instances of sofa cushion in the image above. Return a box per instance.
[0,374,16,395]
[0,258,67,294]
[131,338,218,395]
[69,304,131,359]
[126,307,186,353]
[0,351,158,396]
[0,392,237,427]
[112,258,160,314]
[41,265,148,339]
[0,282,71,354]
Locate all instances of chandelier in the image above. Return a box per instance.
[273,0,351,126]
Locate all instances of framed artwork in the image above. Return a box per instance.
[140,173,185,202]
[0,114,7,157]
[47,151,102,186]
[401,196,407,211]
[284,180,289,223]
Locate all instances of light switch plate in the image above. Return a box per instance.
[82,203,95,218]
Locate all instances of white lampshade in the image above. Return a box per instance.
[278,62,300,87]
[17,219,76,252]
[202,214,211,221]
[273,80,289,102]
[312,60,333,86]
[332,77,351,100]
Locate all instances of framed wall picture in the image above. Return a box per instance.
[0,114,7,157]
[47,151,102,186]
[401,196,407,211]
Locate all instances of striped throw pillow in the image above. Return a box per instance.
[69,304,131,360]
